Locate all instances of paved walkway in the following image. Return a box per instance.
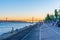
[22,23,60,40]
[41,23,60,40]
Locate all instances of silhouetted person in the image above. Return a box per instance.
[11,27,14,33]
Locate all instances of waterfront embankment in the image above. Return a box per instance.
[0,22,42,40]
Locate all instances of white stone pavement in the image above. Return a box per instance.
[40,23,60,40]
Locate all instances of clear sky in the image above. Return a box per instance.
[0,0,60,21]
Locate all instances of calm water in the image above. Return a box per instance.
[0,22,33,35]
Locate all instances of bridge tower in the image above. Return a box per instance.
[32,17,34,23]
[6,17,7,21]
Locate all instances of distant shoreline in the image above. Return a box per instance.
[0,20,36,23]
[0,20,28,23]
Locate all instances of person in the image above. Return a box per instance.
[11,27,14,33]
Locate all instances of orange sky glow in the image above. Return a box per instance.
[0,16,45,22]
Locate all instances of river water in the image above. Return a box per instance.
[0,22,33,35]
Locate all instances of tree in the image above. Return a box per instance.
[49,15,54,20]
[55,9,58,19]
[58,15,60,20]
[45,14,51,21]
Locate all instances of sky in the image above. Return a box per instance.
[0,0,60,21]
